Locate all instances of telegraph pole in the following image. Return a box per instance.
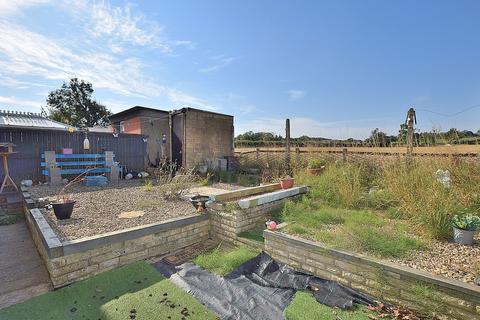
[285,119,291,175]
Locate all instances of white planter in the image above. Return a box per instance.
[453,227,476,245]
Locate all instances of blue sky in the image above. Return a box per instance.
[1,0,479,139]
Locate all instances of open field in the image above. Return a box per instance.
[235,144,480,155]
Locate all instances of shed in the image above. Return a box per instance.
[109,106,234,169]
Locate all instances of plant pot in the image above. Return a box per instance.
[189,195,211,212]
[307,167,325,175]
[280,178,294,189]
[453,227,476,245]
[52,200,76,220]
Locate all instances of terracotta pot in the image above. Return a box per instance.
[307,167,325,175]
[280,178,294,189]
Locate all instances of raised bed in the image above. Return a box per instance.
[23,190,210,288]
[263,230,480,320]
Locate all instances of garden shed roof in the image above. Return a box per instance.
[0,110,76,131]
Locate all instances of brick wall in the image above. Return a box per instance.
[184,109,233,169]
[264,230,480,320]
[210,198,288,246]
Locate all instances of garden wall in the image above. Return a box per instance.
[264,230,480,320]
[25,199,210,288]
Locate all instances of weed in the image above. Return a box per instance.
[143,180,153,192]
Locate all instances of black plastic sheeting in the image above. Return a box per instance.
[154,252,375,320]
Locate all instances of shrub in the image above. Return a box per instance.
[307,159,326,169]
[452,213,480,231]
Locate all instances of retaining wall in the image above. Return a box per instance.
[25,199,210,288]
[264,230,480,320]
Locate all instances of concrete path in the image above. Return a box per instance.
[0,221,52,310]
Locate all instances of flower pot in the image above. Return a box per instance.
[52,200,76,220]
[453,227,476,245]
[307,167,325,175]
[189,195,211,212]
[280,178,294,189]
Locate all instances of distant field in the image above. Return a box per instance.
[235,145,480,155]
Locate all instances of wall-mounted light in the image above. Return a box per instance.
[83,132,90,150]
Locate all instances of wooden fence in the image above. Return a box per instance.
[0,128,147,183]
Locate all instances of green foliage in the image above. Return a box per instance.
[452,213,480,231]
[0,213,23,225]
[193,246,260,276]
[284,291,376,320]
[0,261,216,320]
[143,180,153,192]
[307,159,326,169]
[238,229,264,242]
[282,202,423,258]
[46,78,111,127]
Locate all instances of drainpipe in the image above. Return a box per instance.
[168,111,173,163]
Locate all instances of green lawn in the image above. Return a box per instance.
[193,245,260,276]
[285,291,381,320]
[0,261,216,320]
[237,228,264,242]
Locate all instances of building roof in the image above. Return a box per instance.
[0,110,76,131]
[110,105,233,121]
[109,106,169,121]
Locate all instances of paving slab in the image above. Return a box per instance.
[0,221,52,310]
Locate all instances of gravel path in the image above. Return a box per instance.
[391,235,479,285]
[29,180,199,241]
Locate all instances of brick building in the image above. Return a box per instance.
[109,106,234,169]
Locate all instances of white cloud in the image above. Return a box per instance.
[236,117,396,140]
[199,55,236,73]
[0,95,43,109]
[287,90,306,101]
[0,0,50,16]
[0,20,213,109]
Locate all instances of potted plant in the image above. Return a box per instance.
[280,175,294,189]
[307,159,326,175]
[451,214,480,245]
[51,170,91,220]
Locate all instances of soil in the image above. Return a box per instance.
[28,180,202,241]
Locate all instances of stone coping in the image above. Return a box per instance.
[27,206,209,259]
[212,183,281,202]
[264,230,480,298]
[237,186,308,209]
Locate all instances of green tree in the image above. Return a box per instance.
[46,78,111,127]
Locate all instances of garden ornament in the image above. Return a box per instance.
[266,219,277,231]
[435,169,451,188]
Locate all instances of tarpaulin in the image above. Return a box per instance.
[153,252,375,320]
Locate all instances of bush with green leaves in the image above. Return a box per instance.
[307,159,326,169]
[452,214,480,231]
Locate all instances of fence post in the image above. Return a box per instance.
[285,119,291,175]
[342,148,347,163]
[406,107,416,164]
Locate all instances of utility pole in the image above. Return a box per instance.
[405,107,416,163]
[285,118,291,176]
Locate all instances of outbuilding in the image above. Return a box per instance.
[109,106,234,169]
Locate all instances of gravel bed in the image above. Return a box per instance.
[391,235,480,285]
[28,180,198,241]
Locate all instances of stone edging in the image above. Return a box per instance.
[265,230,480,298]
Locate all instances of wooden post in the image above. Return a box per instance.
[342,148,347,163]
[406,107,416,164]
[285,119,291,175]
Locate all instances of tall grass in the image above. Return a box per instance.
[294,157,479,240]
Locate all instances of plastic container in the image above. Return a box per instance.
[52,200,75,220]
[61,148,73,154]
[84,176,108,187]
[453,227,476,245]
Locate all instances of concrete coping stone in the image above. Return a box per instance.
[264,230,480,298]
[212,183,281,202]
[29,208,63,258]
[238,186,308,209]
[61,213,209,256]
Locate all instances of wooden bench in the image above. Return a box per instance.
[41,151,119,185]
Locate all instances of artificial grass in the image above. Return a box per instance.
[193,245,260,276]
[284,291,379,320]
[0,261,216,320]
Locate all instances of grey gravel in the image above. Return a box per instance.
[28,180,198,241]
